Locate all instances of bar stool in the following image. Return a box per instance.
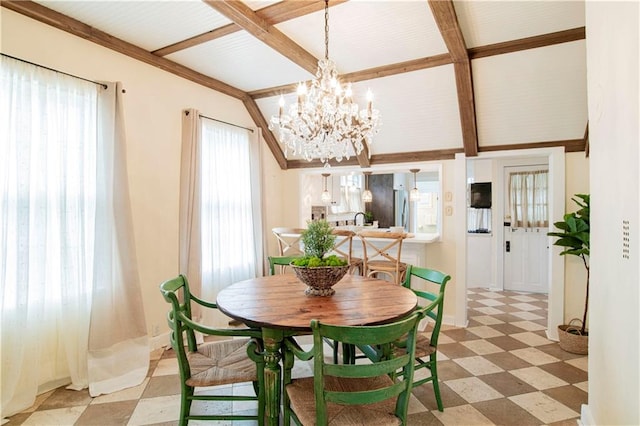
[330,229,363,275]
[359,230,407,285]
[272,227,305,257]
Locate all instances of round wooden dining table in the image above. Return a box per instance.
[217,274,417,426]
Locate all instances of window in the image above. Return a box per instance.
[198,118,259,309]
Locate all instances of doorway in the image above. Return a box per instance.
[454,148,565,341]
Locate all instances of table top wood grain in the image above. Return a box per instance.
[217,274,418,332]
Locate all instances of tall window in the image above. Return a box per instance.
[1,56,147,417]
[199,119,258,310]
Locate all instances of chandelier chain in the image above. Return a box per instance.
[324,0,329,60]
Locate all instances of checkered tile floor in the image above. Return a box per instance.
[5,289,587,425]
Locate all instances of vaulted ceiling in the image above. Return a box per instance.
[2,0,588,170]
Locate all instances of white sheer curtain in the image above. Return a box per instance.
[508,170,549,228]
[180,111,263,327]
[1,56,147,418]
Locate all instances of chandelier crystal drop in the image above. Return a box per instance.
[269,0,380,166]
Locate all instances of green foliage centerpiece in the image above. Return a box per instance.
[291,220,349,296]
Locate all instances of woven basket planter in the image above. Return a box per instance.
[557,319,588,354]
[291,264,350,296]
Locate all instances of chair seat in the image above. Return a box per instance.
[186,338,257,387]
[286,375,401,425]
[394,332,437,358]
[415,332,437,358]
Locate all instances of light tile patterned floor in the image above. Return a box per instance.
[5,289,587,425]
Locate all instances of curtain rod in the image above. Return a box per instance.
[198,113,254,133]
[1,53,108,89]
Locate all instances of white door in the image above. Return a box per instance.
[503,165,549,293]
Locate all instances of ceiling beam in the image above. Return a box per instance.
[249,53,453,99]
[242,98,288,170]
[1,0,247,99]
[478,139,586,153]
[469,27,586,60]
[202,0,319,75]
[153,0,348,57]
[285,138,588,169]
[428,0,478,157]
[354,142,371,168]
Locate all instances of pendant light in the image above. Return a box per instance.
[362,171,373,203]
[409,169,420,202]
[321,173,332,204]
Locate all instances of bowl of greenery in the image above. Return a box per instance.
[291,219,349,296]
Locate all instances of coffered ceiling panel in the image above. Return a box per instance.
[276,1,447,73]
[454,0,585,48]
[37,0,230,52]
[473,40,587,147]
[167,31,313,92]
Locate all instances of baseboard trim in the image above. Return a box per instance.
[579,404,594,426]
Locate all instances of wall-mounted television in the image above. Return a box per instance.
[470,182,492,208]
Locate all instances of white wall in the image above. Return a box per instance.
[585,2,639,425]
[1,9,286,342]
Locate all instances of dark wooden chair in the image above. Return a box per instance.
[159,274,265,425]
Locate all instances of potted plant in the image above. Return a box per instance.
[547,193,590,354]
[291,219,349,296]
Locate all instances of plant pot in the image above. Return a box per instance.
[291,264,350,296]
[557,322,589,355]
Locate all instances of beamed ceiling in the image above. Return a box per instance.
[1,0,589,170]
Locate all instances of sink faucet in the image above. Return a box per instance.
[354,211,366,226]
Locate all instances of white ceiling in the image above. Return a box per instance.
[32,0,588,165]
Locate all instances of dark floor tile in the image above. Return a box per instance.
[434,359,475,381]
[489,323,532,335]
[542,385,588,413]
[539,362,588,384]
[477,372,538,397]
[493,304,521,313]
[441,328,482,342]
[406,410,444,425]
[39,388,93,410]
[141,375,181,399]
[148,359,160,377]
[473,398,542,425]
[486,335,530,351]
[438,342,478,359]
[411,382,467,411]
[75,400,138,425]
[483,352,533,371]
[536,343,587,361]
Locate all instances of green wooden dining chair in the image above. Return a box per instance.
[268,255,300,275]
[281,310,424,426]
[159,274,266,425]
[401,264,451,411]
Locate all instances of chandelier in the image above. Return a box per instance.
[269,0,380,166]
